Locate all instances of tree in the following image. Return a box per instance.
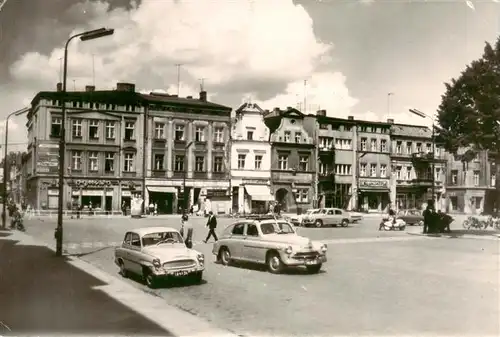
[436,36,500,212]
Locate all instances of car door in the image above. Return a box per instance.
[227,222,246,260]
[334,209,344,225]
[242,223,265,263]
[128,232,143,274]
[120,232,134,270]
[322,209,333,226]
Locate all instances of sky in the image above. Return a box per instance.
[0,0,499,152]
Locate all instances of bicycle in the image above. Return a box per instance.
[462,216,486,230]
[481,215,500,230]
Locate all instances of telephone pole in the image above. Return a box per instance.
[175,64,183,95]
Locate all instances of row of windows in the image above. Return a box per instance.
[236,154,264,170]
[50,100,139,112]
[156,154,225,172]
[319,124,389,134]
[276,155,310,171]
[450,170,492,187]
[155,123,225,142]
[393,166,442,181]
[394,141,435,155]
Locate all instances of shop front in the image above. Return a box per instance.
[358,178,390,212]
[236,179,274,214]
[146,186,177,214]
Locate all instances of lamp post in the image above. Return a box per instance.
[182,141,194,214]
[409,108,436,204]
[355,152,368,211]
[55,27,114,256]
[2,107,30,229]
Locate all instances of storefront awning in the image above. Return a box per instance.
[245,185,274,201]
[147,186,177,193]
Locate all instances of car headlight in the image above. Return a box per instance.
[152,258,161,268]
[197,253,205,265]
[321,244,327,252]
[284,246,293,254]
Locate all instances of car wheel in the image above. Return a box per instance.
[314,220,323,228]
[143,268,157,289]
[341,219,349,227]
[266,251,284,274]
[118,260,128,278]
[306,264,322,274]
[399,226,405,231]
[218,247,232,266]
[191,271,203,284]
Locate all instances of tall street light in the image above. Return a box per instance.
[55,27,114,257]
[409,108,436,204]
[2,107,30,229]
[182,141,194,214]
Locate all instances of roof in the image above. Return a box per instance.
[131,227,179,236]
[140,92,231,111]
[391,123,432,138]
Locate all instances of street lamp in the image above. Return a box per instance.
[182,141,194,214]
[409,108,436,204]
[55,27,114,257]
[2,107,30,229]
[355,152,368,211]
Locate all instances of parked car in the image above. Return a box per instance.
[397,209,424,226]
[212,217,328,274]
[114,226,205,288]
[302,208,351,228]
[291,208,321,226]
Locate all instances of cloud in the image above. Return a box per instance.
[7,0,358,122]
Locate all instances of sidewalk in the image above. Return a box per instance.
[406,226,500,241]
[0,229,238,337]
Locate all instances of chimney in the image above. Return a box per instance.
[347,116,354,120]
[316,109,326,117]
[56,82,62,92]
[387,118,394,124]
[199,90,207,102]
[116,82,136,92]
[85,85,95,92]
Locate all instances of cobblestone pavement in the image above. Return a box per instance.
[21,216,500,336]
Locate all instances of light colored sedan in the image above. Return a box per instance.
[212,218,328,274]
[114,226,205,288]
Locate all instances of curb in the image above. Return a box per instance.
[406,231,500,241]
[1,230,239,337]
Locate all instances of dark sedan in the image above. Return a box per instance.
[397,209,424,226]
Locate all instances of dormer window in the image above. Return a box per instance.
[295,132,302,143]
[284,131,291,142]
[247,130,254,140]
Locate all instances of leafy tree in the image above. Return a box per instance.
[437,36,500,212]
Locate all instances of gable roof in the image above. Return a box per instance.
[264,107,304,119]
[235,102,264,114]
[391,123,432,138]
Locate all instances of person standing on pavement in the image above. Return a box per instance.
[180,214,193,248]
[423,200,435,234]
[203,211,218,243]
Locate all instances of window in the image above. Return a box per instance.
[380,164,387,177]
[89,120,99,139]
[123,232,132,245]
[473,171,480,186]
[299,156,309,171]
[278,155,288,170]
[380,139,387,152]
[232,223,245,235]
[370,164,377,177]
[154,154,164,170]
[237,154,246,169]
[254,155,262,170]
[335,138,352,150]
[51,117,61,137]
[214,127,224,143]
[360,164,367,177]
[406,142,412,154]
[360,138,367,151]
[406,166,412,180]
[175,124,185,141]
[295,132,302,143]
[396,141,402,154]
[174,155,185,171]
[105,152,114,172]
[72,119,82,137]
[247,130,254,140]
[214,156,224,172]
[319,162,328,175]
[451,170,458,185]
[71,151,82,170]
[246,224,258,236]
[195,126,205,142]
[124,153,135,172]
[335,164,352,175]
[435,167,441,181]
[125,121,135,140]
[344,126,352,132]
[426,143,432,153]
[89,151,98,171]
[319,137,332,149]
[195,156,205,172]
[295,189,309,203]
[105,121,115,139]
[492,173,496,187]
[370,139,377,151]
[416,143,422,153]
[435,147,441,157]
[284,131,291,142]
[155,123,165,139]
[396,166,402,180]
[130,233,141,247]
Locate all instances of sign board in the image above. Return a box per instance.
[242,179,269,185]
[37,143,59,174]
[359,179,389,189]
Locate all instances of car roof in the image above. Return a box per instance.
[130,227,179,236]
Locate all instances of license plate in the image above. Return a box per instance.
[173,270,189,277]
[305,259,318,265]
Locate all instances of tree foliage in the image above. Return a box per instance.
[436,36,500,160]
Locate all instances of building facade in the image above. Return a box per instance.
[24,82,232,214]
[230,103,273,214]
[265,107,316,213]
[389,120,446,210]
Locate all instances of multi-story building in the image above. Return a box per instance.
[389,120,446,210]
[24,82,232,214]
[264,107,316,213]
[230,103,273,214]
[445,149,493,214]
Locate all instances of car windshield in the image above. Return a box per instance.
[142,231,184,246]
[260,222,295,235]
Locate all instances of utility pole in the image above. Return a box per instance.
[387,92,394,119]
[175,64,183,95]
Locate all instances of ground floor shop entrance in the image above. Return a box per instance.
[147,186,177,214]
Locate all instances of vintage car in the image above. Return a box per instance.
[295,208,322,226]
[302,208,352,227]
[114,226,205,288]
[212,217,328,274]
[396,209,424,226]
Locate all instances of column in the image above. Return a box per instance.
[166,119,173,177]
[238,185,244,213]
[351,125,358,210]
[102,189,106,211]
[146,117,152,176]
[207,122,213,179]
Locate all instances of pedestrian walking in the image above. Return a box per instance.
[203,211,218,243]
[423,200,435,234]
[180,214,193,248]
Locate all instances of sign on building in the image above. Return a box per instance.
[37,144,59,174]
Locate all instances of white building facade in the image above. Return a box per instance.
[230,103,274,214]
